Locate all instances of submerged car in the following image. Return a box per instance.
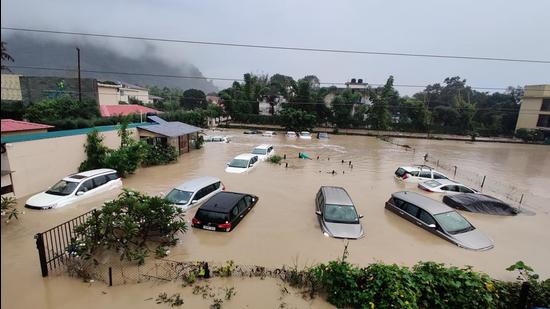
[25,169,122,209]
[243,130,262,135]
[299,131,312,139]
[317,132,329,139]
[443,193,519,216]
[385,191,493,251]
[165,176,224,211]
[262,131,276,137]
[251,144,275,161]
[192,191,259,232]
[286,131,298,138]
[205,135,230,143]
[315,186,364,239]
[225,153,259,173]
[418,179,477,194]
[394,165,449,183]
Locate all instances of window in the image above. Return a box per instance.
[213,182,221,190]
[418,171,431,178]
[195,210,228,224]
[541,99,550,112]
[106,173,119,181]
[93,175,108,187]
[536,115,550,128]
[46,180,79,196]
[244,195,252,207]
[433,173,447,179]
[392,198,405,208]
[194,188,206,201]
[79,179,95,192]
[323,204,359,223]
[441,185,459,192]
[409,171,419,177]
[459,186,475,193]
[434,211,474,234]
[231,206,240,219]
[237,199,248,213]
[165,189,193,205]
[402,202,420,217]
[418,210,436,225]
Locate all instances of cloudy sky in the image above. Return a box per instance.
[2,0,549,94]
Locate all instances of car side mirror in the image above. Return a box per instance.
[76,191,85,196]
[428,224,436,229]
[359,215,364,219]
[315,210,322,216]
[226,162,230,166]
[191,200,198,205]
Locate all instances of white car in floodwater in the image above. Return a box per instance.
[286,131,298,138]
[225,154,259,174]
[418,179,478,194]
[262,131,276,137]
[299,131,312,139]
[25,169,122,209]
[251,144,275,161]
[164,176,225,211]
[205,135,230,143]
[394,165,449,183]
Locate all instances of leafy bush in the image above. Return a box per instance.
[268,155,282,164]
[24,96,100,123]
[79,129,108,172]
[68,189,187,265]
[1,196,22,222]
[515,128,546,142]
[231,113,282,125]
[142,143,178,166]
[195,135,204,149]
[163,109,208,127]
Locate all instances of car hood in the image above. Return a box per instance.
[26,192,67,208]
[323,221,364,239]
[451,229,494,251]
[225,166,248,174]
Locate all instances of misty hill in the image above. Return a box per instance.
[3,34,218,93]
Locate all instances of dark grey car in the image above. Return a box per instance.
[315,186,364,239]
[385,191,493,251]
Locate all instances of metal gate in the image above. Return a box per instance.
[35,209,97,277]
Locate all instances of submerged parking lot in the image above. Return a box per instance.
[2,129,550,308]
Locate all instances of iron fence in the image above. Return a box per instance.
[35,208,97,277]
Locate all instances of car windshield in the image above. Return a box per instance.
[424,180,441,187]
[252,148,267,155]
[195,210,229,224]
[229,159,249,168]
[165,189,193,205]
[324,204,359,224]
[301,132,310,136]
[434,211,474,234]
[46,180,79,196]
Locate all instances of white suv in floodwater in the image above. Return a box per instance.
[251,144,275,161]
[225,154,259,173]
[25,169,122,209]
[394,165,449,183]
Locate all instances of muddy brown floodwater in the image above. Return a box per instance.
[2,129,550,308]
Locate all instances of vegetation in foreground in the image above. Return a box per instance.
[1,196,23,223]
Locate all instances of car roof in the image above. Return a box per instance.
[391,191,453,215]
[65,168,117,181]
[321,186,354,206]
[430,179,459,186]
[234,153,257,160]
[199,192,246,213]
[174,176,221,192]
[254,144,272,149]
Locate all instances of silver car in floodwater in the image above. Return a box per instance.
[385,191,493,251]
[315,186,364,239]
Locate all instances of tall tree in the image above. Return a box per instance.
[367,76,393,130]
[180,89,207,110]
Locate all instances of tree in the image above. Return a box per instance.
[331,89,361,128]
[398,98,430,132]
[366,76,393,130]
[180,89,207,110]
[1,41,14,72]
[302,75,320,89]
[280,108,317,132]
[291,79,314,112]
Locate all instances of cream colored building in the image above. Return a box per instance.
[515,84,550,131]
[1,74,22,101]
[97,82,152,106]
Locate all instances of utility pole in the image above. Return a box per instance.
[76,47,82,102]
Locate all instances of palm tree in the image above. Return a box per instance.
[1,41,15,72]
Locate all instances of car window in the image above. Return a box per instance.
[317,192,324,207]
[237,199,248,213]
[444,185,459,192]
[213,182,221,190]
[459,186,474,193]
[395,168,407,177]
[244,195,252,207]
[194,188,206,200]
[323,204,359,224]
[402,202,420,217]
[418,171,432,178]
[93,175,108,187]
[410,171,419,177]
[268,147,273,153]
[433,172,447,179]
[231,206,240,219]
[106,172,119,181]
[165,189,193,205]
[434,211,474,234]
[79,179,94,192]
[46,180,79,196]
[418,209,436,225]
[392,197,405,208]
[195,210,228,224]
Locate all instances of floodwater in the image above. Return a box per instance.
[2,129,550,308]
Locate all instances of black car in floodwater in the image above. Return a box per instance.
[192,191,258,232]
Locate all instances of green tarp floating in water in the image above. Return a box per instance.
[299,152,311,159]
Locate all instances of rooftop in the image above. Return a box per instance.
[321,186,354,206]
[1,119,54,133]
[174,176,221,192]
[138,118,202,137]
[99,104,160,117]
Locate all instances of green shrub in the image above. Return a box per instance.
[268,155,282,164]
[1,196,21,222]
[515,128,545,142]
[143,143,178,166]
[68,189,187,264]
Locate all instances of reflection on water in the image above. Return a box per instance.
[2,129,550,308]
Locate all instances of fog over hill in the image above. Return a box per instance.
[3,33,218,93]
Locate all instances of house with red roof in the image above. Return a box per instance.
[99,104,160,118]
[1,119,54,137]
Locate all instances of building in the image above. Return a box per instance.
[1,119,54,137]
[137,116,202,155]
[515,85,550,132]
[19,76,98,105]
[1,74,23,101]
[97,81,153,105]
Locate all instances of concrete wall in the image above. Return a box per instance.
[98,85,120,105]
[1,129,49,137]
[4,128,138,198]
[515,85,550,131]
[19,76,98,105]
[0,74,22,101]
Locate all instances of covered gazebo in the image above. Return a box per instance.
[137,116,202,155]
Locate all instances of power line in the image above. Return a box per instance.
[2,27,550,64]
[7,64,535,92]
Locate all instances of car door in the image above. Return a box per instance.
[416,209,437,232]
[440,185,460,194]
[400,202,421,225]
[75,178,95,200]
[92,175,109,195]
[232,198,249,226]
